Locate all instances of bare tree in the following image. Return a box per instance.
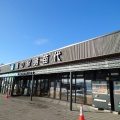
[0,63,4,66]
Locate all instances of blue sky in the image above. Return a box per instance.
[0,0,120,64]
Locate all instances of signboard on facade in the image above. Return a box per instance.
[10,51,62,71]
[0,73,18,77]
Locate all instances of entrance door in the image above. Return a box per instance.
[40,79,49,97]
[44,79,49,97]
[85,80,92,105]
[37,80,41,96]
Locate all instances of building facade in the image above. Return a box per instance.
[0,30,120,112]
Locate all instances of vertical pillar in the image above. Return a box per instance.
[70,71,72,111]
[60,80,62,100]
[30,71,34,101]
[75,77,76,103]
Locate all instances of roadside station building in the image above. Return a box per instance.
[0,30,120,112]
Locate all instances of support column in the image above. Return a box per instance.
[30,71,34,101]
[70,71,72,111]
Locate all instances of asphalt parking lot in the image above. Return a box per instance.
[0,94,120,120]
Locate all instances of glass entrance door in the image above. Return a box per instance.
[85,80,92,105]
[44,79,49,97]
[40,79,49,97]
[37,79,49,97]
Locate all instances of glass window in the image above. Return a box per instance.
[27,80,30,87]
[21,80,23,87]
[33,80,36,88]
[50,81,55,98]
[85,80,92,105]
[114,81,120,94]
[92,81,108,94]
[55,80,61,99]
[61,78,68,101]
[37,80,40,89]
[76,78,84,103]
[36,79,40,96]
[68,78,76,102]
[44,79,49,97]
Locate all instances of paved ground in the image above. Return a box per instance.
[0,94,120,120]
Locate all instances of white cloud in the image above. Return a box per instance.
[35,39,48,45]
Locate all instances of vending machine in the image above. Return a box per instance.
[113,81,120,112]
[92,80,111,110]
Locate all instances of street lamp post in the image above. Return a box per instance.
[30,71,34,101]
